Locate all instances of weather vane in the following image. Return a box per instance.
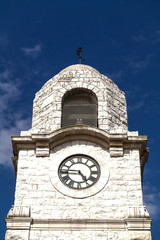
[76,47,85,64]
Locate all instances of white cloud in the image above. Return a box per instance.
[0,69,20,113]
[132,29,160,44]
[0,117,31,167]
[128,100,144,112]
[128,55,151,70]
[108,70,123,82]
[0,68,10,79]
[0,33,9,48]
[153,29,160,43]
[125,86,157,113]
[125,85,145,112]
[132,34,147,42]
[21,44,42,58]
[0,66,31,167]
[143,184,160,220]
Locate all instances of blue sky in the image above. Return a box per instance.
[0,0,160,238]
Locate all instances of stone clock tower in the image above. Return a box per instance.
[5,64,152,240]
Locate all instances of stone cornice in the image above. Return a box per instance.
[32,218,127,230]
[5,217,152,231]
[12,126,148,176]
[5,217,32,230]
[5,206,152,231]
[12,126,147,153]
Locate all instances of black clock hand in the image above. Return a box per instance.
[60,169,80,174]
[60,169,87,181]
[78,170,87,181]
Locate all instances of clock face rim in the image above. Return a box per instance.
[58,154,101,190]
[49,141,110,199]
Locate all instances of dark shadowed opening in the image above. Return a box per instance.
[61,88,98,127]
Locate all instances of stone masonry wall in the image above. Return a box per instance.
[5,230,29,240]
[14,141,143,220]
[31,65,127,134]
[29,230,152,240]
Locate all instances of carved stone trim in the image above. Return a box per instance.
[110,147,124,157]
[109,140,123,157]
[126,218,152,230]
[12,126,148,177]
[5,217,32,230]
[128,206,150,218]
[29,218,152,231]
[7,206,30,218]
[31,219,127,231]
[5,217,152,231]
[35,142,50,157]
[36,147,49,157]
[126,206,152,231]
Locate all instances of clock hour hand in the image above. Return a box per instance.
[60,169,87,181]
[60,169,80,174]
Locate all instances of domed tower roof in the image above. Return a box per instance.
[31,64,128,134]
[59,64,100,75]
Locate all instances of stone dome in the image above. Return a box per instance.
[59,64,100,75]
[31,64,128,134]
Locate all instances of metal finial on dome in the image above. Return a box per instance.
[76,47,85,64]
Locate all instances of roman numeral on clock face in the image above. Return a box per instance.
[91,171,98,175]
[88,176,96,182]
[68,180,74,188]
[77,157,82,162]
[70,159,76,164]
[90,164,95,168]
[77,182,82,189]
[85,181,90,187]
[69,157,82,164]
[62,175,70,182]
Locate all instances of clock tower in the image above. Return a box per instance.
[5,64,152,240]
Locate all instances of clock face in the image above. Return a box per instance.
[58,155,101,189]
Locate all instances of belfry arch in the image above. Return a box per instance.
[61,88,98,127]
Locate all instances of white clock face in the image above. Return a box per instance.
[58,155,100,189]
[50,141,110,198]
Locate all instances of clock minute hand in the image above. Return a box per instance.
[78,170,87,181]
